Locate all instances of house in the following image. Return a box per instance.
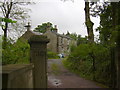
[44,25,76,54]
[20,23,76,55]
[20,22,42,41]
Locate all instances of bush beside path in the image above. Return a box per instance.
[47,59,103,88]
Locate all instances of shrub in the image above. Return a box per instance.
[63,43,112,86]
[47,51,59,59]
[51,63,60,75]
[2,39,30,65]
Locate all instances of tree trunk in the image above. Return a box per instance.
[110,47,116,88]
[92,53,96,81]
[2,2,13,48]
[116,45,120,89]
[117,2,120,89]
[84,1,94,43]
[3,19,8,49]
[114,2,120,89]
[111,3,116,88]
[111,2,119,88]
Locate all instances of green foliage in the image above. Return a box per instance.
[0,1,31,40]
[69,44,77,53]
[2,39,30,65]
[51,63,60,75]
[34,22,56,33]
[1,17,17,23]
[47,51,59,59]
[95,3,120,45]
[0,17,17,27]
[66,32,78,40]
[77,35,88,45]
[66,31,70,36]
[0,36,2,64]
[63,43,112,86]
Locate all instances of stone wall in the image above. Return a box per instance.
[2,64,34,88]
[44,30,58,53]
[44,30,77,55]
[58,36,68,54]
[2,35,49,89]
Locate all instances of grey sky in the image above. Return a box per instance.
[0,0,100,39]
[27,0,100,37]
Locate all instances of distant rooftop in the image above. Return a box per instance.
[51,31,72,40]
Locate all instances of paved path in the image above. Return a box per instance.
[47,59,102,88]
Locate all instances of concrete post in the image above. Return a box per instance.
[28,35,49,88]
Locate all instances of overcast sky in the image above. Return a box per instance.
[27,0,100,37]
[0,0,100,39]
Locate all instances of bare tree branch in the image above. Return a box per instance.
[0,6,6,17]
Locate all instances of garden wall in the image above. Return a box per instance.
[2,64,34,88]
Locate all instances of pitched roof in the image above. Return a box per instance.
[20,30,42,40]
[51,31,72,40]
[20,29,73,41]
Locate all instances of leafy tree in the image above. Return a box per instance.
[2,38,30,65]
[91,2,115,45]
[88,2,120,88]
[77,35,88,45]
[34,22,56,33]
[47,51,59,59]
[64,43,112,86]
[62,0,94,43]
[69,33,77,40]
[84,0,94,43]
[0,0,32,48]
[66,32,77,40]
[66,31,70,36]
[111,2,120,89]
[90,2,120,45]
[0,17,17,48]
[62,0,120,88]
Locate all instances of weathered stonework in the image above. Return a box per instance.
[28,35,49,88]
[2,64,34,88]
[44,30,76,55]
[20,24,76,55]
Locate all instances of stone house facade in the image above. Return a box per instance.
[21,23,76,55]
[44,25,76,54]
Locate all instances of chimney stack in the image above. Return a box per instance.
[54,25,58,33]
[47,22,51,31]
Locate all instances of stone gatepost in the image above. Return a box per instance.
[28,35,49,88]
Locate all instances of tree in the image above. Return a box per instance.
[84,0,94,43]
[111,2,120,89]
[77,35,88,45]
[66,32,77,40]
[34,22,56,33]
[66,31,70,36]
[90,1,120,88]
[2,38,30,65]
[69,33,77,40]
[62,0,94,43]
[91,2,117,45]
[62,0,120,88]
[0,0,31,48]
